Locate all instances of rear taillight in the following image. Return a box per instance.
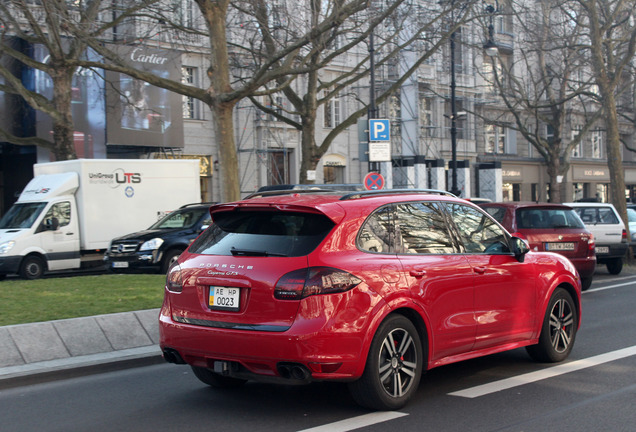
[166,263,184,293]
[275,267,362,300]
[622,229,627,243]
[587,233,595,255]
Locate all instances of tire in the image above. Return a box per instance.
[160,249,182,274]
[606,258,623,275]
[190,366,247,388]
[526,288,578,363]
[348,315,423,410]
[20,255,46,280]
[580,277,593,291]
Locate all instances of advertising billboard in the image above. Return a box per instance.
[105,46,184,148]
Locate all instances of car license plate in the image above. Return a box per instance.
[209,287,240,311]
[545,242,575,251]
[112,261,129,268]
[596,246,609,254]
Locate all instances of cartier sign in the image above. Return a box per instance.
[130,48,168,65]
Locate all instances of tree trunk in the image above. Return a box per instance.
[299,114,318,183]
[51,70,77,161]
[212,101,240,201]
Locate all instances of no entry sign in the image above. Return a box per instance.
[364,172,385,190]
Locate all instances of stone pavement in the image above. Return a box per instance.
[0,309,162,387]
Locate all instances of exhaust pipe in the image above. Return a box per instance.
[162,348,186,364]
[277,363,310,381]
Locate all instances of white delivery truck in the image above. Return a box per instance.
[0,159,201,279]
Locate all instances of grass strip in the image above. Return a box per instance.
[0,274,165,326]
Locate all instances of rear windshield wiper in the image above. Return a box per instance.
[230,248,287,257]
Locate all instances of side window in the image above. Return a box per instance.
[358,206,394,253]
[482,206,506,223]
[598,208,619,224]
[394,202,455,254]
[45,201,71,228]
[449,204,510,254]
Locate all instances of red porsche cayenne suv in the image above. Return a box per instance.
[159,190,582,410]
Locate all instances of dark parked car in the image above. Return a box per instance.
[480,202,596,290]
[105,203,213,274]
[160,190,581,410]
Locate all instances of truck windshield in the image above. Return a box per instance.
[0,202,47,229]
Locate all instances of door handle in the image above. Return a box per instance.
[66,232,74,236]
[473,266,487,274]
[409,269,427,278]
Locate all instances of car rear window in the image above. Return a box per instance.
[188,210,334,257]
[516,208,584,229]
[572,207,619,224]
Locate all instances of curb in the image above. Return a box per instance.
[0,309,163,387]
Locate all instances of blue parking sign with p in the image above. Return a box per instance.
[369,119,390,141]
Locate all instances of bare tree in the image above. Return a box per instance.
[241,0,473,183]
[573,0,636,222]
[479,0,602,203]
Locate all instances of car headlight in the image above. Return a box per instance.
[140,238,164,251]
[0,241,15,255]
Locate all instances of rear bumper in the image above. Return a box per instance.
[158,304,367,383]
[594,243,628,262]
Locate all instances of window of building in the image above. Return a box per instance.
[419,96,434,138]
[324,166,345,184]
[182,66,200,119]
[323,90,341,128]
[175,0,196,27]
[571,125,583,158]
[591,130,603,158]
[268,150,292,185]
[485,124,515,154]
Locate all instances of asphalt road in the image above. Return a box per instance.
[2,269,635,432]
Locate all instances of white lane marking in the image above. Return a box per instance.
[586,280,636,293]
[449,345,636,399]
[297,412,408,432]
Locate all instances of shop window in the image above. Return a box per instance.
[324,166,345,184]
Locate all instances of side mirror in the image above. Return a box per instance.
[511,236,529,263]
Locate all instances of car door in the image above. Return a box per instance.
[38,200,80,271]
[445,203,537,349]
[392,201,476,364]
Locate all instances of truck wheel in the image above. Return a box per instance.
[20,255,46,280]
[160,250,181,274]
[606,258,623,275]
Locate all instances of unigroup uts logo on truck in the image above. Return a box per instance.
[88,168,142,192]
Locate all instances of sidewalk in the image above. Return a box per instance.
[0,309,163,388]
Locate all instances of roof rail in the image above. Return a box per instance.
[179,202,217,208]
[339,189,457,201]
[244,188,346,200]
